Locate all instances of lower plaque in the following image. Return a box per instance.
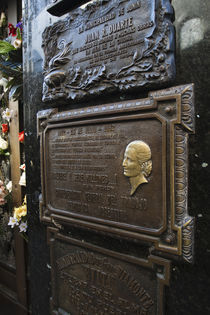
[48,228,170,315]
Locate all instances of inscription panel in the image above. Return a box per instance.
[38,84,195,262]
[42,0,175,102]
[45,118,165,234]
[48,228,170,314]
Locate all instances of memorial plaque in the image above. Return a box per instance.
[42,0,175,102]
[48,227,170,314]
[38,84,195,263]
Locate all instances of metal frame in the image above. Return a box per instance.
[38,84,195,263]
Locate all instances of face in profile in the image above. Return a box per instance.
[123,147,141,177]
[122,140,152,195]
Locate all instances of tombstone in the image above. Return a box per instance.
[23,0,210,314]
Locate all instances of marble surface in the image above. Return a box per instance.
[23,0,210,313]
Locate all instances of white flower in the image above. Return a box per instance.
[6,181,12,192]
[19,171,26,186]
[13,39,22,49]
[8,216,18,228]
[19,221,27,232]
[20,163,26,171]
[0,78,8,92]
[0,136,8,150]
[0,12,6,27]
[2,108,14,122]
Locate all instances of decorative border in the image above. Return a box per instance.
[38,84,195,263]
[47,227,171,315]
[182,218,194,264]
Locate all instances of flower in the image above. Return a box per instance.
[8,23,17,37]
[19,131,24,142]
[6,181,12,193]
[0,78,8,99]
[16,21,23,29]
[19,164,26,186]
[0,12,6,28]
[20,163,25,171]
[0,78,8,93]
[0,136,8,150]
[2,124,8,133]
[13,204,27,221]
[2,108,14,122]
[19,221,27,233]
[13,39,22,49]
[8,216,18,228]
[19,171,26,186]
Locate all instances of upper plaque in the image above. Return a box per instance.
[42,0,175,102]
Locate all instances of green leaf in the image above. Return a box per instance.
[0,41,15,54]
[16,28,22,40]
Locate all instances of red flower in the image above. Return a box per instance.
[2,124,8,133]
[19,131,24,142]
[8,23,17,37]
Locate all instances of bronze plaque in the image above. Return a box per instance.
[45,120,163,232]
[38,84,195,263]
[42,0,175,102]
[48,227,170,314]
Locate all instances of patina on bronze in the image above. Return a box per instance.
[48,227,170,314]
[42,0,175,102]
[38,84,195,263]
[44,119,163,232]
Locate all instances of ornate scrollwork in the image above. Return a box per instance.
[181,85,195,132]
[175,127,188,224]
[42,0,175,102]
[182,218,194,264]
[174,86,194,263]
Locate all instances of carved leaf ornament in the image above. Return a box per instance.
[42,0,175,102]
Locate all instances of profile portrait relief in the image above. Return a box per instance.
[122,140,152,196]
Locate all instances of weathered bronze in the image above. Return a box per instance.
[48,227,170,314]
[42,0,175,102]
[47,0,89,17]
[38,84,195,263]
